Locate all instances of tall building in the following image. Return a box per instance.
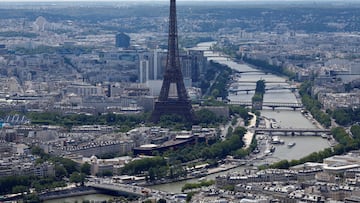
[115,33,130,48]
[139,56,150,83]
[188,50,207,82]
[153,49,168,80]
[138,50,167,83]
[180,54,192,79]
[138,49,205,84]
[150,0,195,123]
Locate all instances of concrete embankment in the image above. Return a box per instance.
[243,112,257,148]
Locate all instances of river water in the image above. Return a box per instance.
[150,42,330,193]
[44,194,115,203]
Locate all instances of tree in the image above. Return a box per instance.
[23,194,41,203]
[227,126,233,137]
[255,80,266,94]
[148,168,156,182]
[233,127,247,137]
[252,93,263,102]
[106,113,116,124]
[351,125,360,139]
[53,158,78,175]
[332,109,351,126]
[55,164,68,179]
[234,148,248,158]
[122,157,167,175]
[186,192,195,202]
[12,185,27,194]
[271,160,290,169]
[158,199,167,203]
[195,109,222,125]
[69,172,85,185]
[80,162,91,175]
[299,81,331,128]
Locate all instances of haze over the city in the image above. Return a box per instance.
[0,0,359,202]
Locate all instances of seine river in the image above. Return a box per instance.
[150,42,330,193]
[44,194,114,203]
[48,42,331,201]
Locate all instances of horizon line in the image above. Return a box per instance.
[0,0,358,2]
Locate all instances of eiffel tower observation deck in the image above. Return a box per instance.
[150,0,195,123]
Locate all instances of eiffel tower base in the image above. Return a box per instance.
[151,100,195,123]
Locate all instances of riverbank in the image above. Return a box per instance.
[243,112,257,148]
[144,161,241,188]
[206,162,242,175]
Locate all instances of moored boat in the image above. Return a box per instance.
[288,142,296,148]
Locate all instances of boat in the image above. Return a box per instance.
[271,136,280,144]
[288,142,296,148]
[270,120,280,129]
[198,177,207,181]
[271,136,284,144]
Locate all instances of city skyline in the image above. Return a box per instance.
[0,0,358,201]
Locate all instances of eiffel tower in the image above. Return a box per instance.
[151,0,195,123]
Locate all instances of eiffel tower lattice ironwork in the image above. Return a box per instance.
[151,0,195,123]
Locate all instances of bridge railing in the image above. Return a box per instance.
[228,101,303,107]
[254,128,331,136]
[255,127,330,132]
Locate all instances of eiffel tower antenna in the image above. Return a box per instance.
[151,0,195,123]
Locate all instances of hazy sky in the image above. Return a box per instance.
[0,0,344,1]
[0,0,353,3]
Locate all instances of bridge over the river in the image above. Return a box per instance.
[229,85,298,94]
[233,80,287,84]
[234,70,265,74]
[228,101,303,110]
[254,128,331,136]
[204,53,231,60]
[88,183,150,198]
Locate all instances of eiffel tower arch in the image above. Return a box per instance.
[150,0,195,123]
